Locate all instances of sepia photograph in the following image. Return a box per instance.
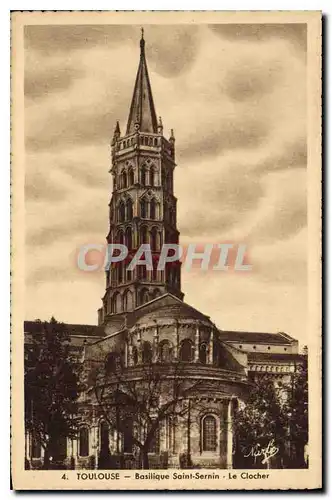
[11,11,321,490]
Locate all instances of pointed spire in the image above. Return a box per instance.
[126,30,158,135]
[111,120,121,145]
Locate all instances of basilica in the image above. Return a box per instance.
[25,33,305,470]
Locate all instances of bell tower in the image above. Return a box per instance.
[98,31,183,326]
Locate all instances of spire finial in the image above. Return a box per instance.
[140,28,145,55]
[140,27,145,54]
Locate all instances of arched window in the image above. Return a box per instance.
[140,166,146,186]
[79,427,89,457]
[118,201,125,222]
[142,341,152,364]
[117,230,124,245]
[150,199,157,220]
[140,198,148,218]
[140,225,149,245]
[128,169,134,186]
[125,227,132,250]
[180,339,193,362]
[150,227,158,251]
[118,263,123,283]
[159,340,172,362]
[202,415,217,452]
[199,343,208,364]
[30,434,41,459]
[126,199,133,221]
[149,168,155,186]
[121,171,127,189]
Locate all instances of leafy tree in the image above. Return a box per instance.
[283,358,308,468]
[233,374,287,469]
[24,317,81,468]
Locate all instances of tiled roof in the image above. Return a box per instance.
[218,330,296,345]
[24,320,105,338]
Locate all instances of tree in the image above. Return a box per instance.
[89,351,203,469]
[233,374,287,469]
[283,358,308,468]
[24,317,81,468]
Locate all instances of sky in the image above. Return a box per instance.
[25,23,307,343]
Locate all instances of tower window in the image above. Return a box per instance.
[201,415,217,452]
[149,168,154,186]
[128,169,134,186]
[140,225,149,245]
[150,227,158,251]
[125,227,133,250]
[126,199,133,221]
[118,202,125,222]
[140,198,148,219]
[141,166,146,186]
[150,199,158,220]
[121,170,127,189]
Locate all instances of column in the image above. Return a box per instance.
[128,344,133,366]
[137,330,142,363]
[175,321,179,360]
[209,329,214,364]
[194,324,200,362]
[153,324,159,362]
[226,398,233,469]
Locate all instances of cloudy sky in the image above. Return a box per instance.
[25,23,307,343]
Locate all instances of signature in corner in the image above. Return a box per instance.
[243,439,279,464]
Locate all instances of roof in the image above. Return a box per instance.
[130,293,212,326]
[135,302,211,325]
[248,352,305,362]
[24,320,105,338]
[218,330,296,345]
[126,33,158,135]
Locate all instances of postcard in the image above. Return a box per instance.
[11,10,322,490]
